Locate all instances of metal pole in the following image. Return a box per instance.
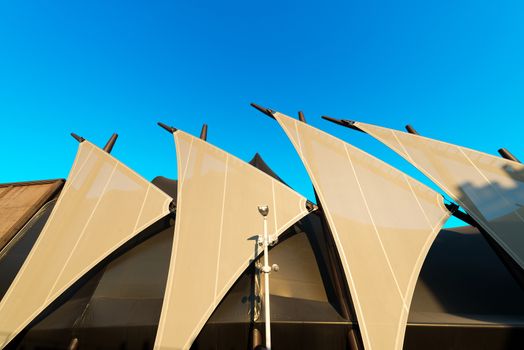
[200,124,208,141]
[258,205,272,350]
[498,148,521,163]
[103,133,118,153]
[405,124,419,135]
[298,111,306,123]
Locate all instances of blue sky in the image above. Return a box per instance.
[1,1,523,227]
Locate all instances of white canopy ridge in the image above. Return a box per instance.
[0,141,172,348]
[352,120,524,272]
[153,130,310,350]
[270,111,451,350]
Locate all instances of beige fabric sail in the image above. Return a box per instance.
[154,130,309,350]
[273,112,450,350]
[355,121,524,271]
[0,141,172,348]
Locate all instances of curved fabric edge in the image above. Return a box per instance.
[154,130,309,350]
[0,141,172,348]
[273,112,451,350]
[354,121,524,272]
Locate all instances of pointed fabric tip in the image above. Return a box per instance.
[71,133,85,143]
[158,122,177,134]
[250,103,275,119]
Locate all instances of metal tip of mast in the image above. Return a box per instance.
[298,111,306,123]
[199,124,208,141]
[341,119,358,126]
[157,122,177,134]
[71,133,85,143]
[498,148,521,163]
[103,133,118,153]
[321,115,345,126]
[321,116,363,132]
[405,125,419,135]
[250,103,275,119]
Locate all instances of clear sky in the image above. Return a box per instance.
[1,1,523,227]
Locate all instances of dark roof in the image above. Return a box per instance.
[249,153,288,185]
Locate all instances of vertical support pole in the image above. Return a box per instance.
[263,212,271,350]
[252,328,263,349]
[258,205,271,350]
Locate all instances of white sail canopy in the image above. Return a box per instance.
[273,112,450,350]
[355,121,524,271]
[154,130,309,350]
[0,141,172,348]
